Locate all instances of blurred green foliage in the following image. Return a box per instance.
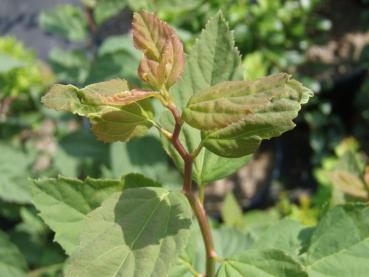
[0,37,44,99]
[0,0,369,275]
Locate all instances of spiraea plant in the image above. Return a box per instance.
[35,11,314,277]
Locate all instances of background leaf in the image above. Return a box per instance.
[221,192,245,229]
[216,249,308,277]
[304,204,369,277]
[39,5,88,42]
[0,230,27,277]
[250,219,313,258]
[0,143,34,204]
[49,48,89,84]
[0,53,25,73]
[86,36,141,84]
[94,0,127,25]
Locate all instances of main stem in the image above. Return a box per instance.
[167,102,216,277]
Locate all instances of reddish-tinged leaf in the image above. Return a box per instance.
[42,79,155,143]
[132,11,184,89]
[42,79,157,112]
[96,89,157,106]
[183,73,313,157]
[90,106,152,142]
[79,79,157,106]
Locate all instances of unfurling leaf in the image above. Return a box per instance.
[42,79,155,143]
[133,11,184,89]
[183,73,313,157]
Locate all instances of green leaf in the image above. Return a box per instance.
[94,0,127,25]
[39,5,88,42]
[214,227,254,259]
[109,135,182,187]
[87,37,141,84]
[242,209,280,238]
[169,221,205,276]
[251,219,313,258]
[67,187,192,277]
[161,13,248,185]
[49,48,89,84]
[133,11,184,89]
[0,230,27,277]
[243,52,267,80]
[221,192,245,229]
[304,204,369,277]
[9,207,64,267]
[32,176,124,254]
[217,249,307,277]
[183,74,313,157]
[170,222,254,276]
[42,79,155,143]
[56,129,110,177]
[0,143,33,204]
[98,35,141,59]
[123,173,162,189]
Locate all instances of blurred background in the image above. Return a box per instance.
[1,0,369,275]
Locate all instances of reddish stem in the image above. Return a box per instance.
[166,101,216,276]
